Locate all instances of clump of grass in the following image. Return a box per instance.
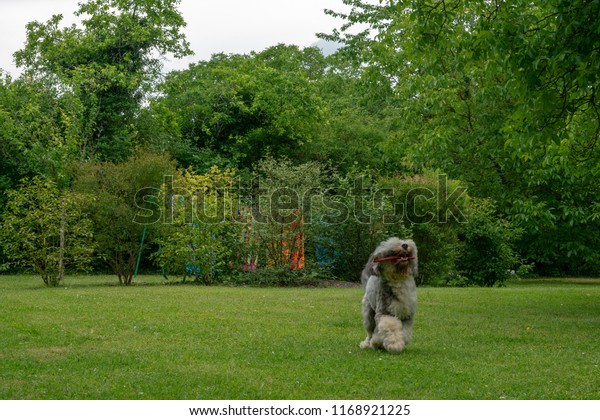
[0,275,598,399]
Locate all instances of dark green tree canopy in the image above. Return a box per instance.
[321,0,600,275]
[14,0,192,162]
[15,0,191,82]
[150,45,327,169]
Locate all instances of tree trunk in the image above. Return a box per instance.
[58,199,66,283]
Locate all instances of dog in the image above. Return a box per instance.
[360,237,418,353]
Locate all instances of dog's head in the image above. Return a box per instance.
[370,237,418,277]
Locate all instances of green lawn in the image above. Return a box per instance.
[0,275,598,399]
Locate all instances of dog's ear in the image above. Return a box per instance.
[410,260,418,278]
[370,262,380,276]
[407,240,418,277]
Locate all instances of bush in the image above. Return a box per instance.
[309,171,469,285]
[0,177,94,286]
[376,172,467,286]
[410,223,462,286]
[152,166,238,283]
[457,199,523,287]
[375,173,522,287]
[309,169,397,280]
[141,159,523,288]
[250,156,329,270]
[74,150,176,285]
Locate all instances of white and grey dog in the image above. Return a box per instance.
[360,237,418,353]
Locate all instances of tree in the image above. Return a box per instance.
[14,0,192,162]
[299,51,396,173]
[140,43,402,174]
[322,0,600,275]
[0,177,94,286]
[73,150,176,284]
[0,74,89,273]
[0,74,85,202]
[146,46,326,170]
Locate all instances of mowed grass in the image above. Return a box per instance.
[1,275,599,400]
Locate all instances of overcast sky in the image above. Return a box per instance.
[0,0,348,78]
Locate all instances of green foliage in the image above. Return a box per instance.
[310,168,393,280]
[299,56,394,172]
[457,199,523,287]
[0,178,93,286]
[250,156,329,270]
[73,150,176,284]
[4,0,599,280]
[152,166,238,283]
[143,44,393,173]
[333,172,521,287]
[323,0,600,276]
[411,223,461,286]
[14,0,192,161]
[0,75,85,198]
[377,172,467,286]
[149,46,326,168]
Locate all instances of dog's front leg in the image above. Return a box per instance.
[375,314,405,353]
[360,296,377,349]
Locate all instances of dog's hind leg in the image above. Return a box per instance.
[360,297,377,349]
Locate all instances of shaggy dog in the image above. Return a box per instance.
[360,237,418,353]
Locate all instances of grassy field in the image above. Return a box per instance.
[0,275,599,400]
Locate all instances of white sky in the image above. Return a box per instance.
[0,0,348,78]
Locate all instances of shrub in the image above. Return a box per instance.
[376,172,468,286]
[410,223,462,286]
[152,166,238,283]
[0,177,94,286]
[250,156,329,270]
[73,150,176,285]
[309,169,397,280]
[374,173,523,287]
[457,199,522,287]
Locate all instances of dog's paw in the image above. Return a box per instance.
[383,341,404,353]
[359,339,373,349]
[383,333,405,353]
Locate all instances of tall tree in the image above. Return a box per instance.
[14,0,192,162]
[322,0,600,275]
[147,46,326,170]
[142,44,391,172]
[0,74,84,200]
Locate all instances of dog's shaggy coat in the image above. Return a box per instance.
[360,237,418,353]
